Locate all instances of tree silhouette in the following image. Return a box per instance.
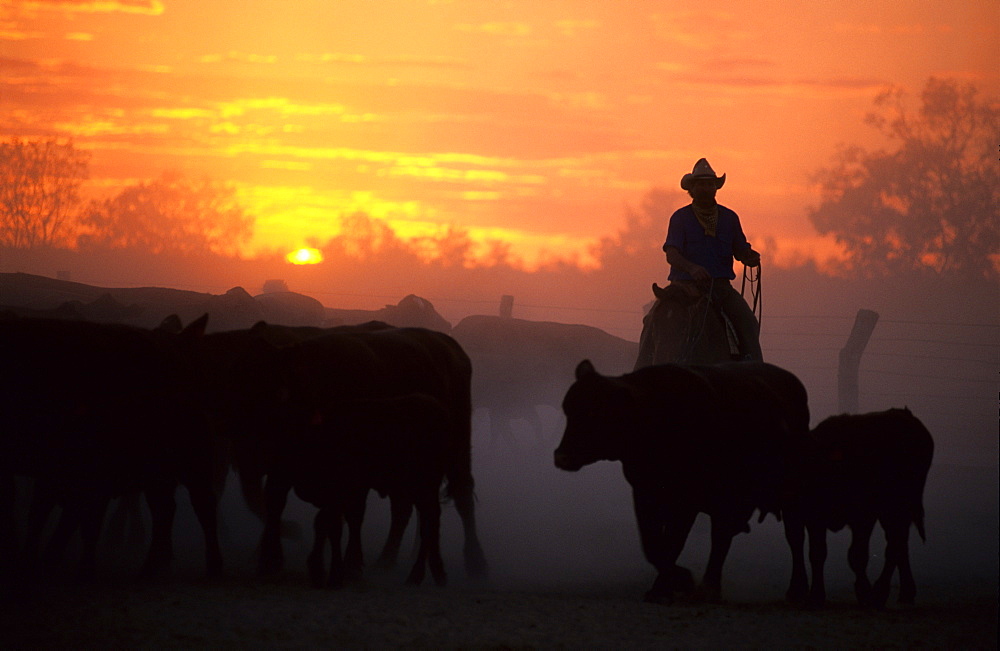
[809,77,999,280]
[0,138,90,248]
[79,171,253,256]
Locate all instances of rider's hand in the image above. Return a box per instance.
[688,264,712,281]
[741,249,761,268]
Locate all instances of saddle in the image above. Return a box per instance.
[650,282,741,359]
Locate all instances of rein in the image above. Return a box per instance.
[741,263,762,329]
[679,278,716,363]
[680,263,761,363]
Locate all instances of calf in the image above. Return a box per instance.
[784,407,934,608]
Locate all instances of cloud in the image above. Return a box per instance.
[453,22,532,37]
[12,0,164,15]
[554,19,599,38]
[649,10,743,50]
[293,52,470,70]
[833,22,950,36]
[200,52,277,65]
[655,67,888,97]
[0,28,44,40]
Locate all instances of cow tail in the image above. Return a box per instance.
[444,442,475,504]
[912,467,930,542]
[914,505,927,542]
[444,361,476,505]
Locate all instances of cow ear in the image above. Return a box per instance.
[183,313,209,338]
[575,359,597,380]
[156,314,183,334]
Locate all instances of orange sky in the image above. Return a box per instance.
[2,0,997,270]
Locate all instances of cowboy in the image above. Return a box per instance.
[660,158,763,361]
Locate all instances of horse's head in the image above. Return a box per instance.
[651,282,701,306]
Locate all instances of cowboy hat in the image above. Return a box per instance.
[680,158,726,191]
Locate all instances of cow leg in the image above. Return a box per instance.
[343,489,367,582]
[408,487,446,587]
[784,514,809,604]
[0,474,15,587]
[873,516,910,607]
[142,480,177,578]
[805,522,828,607]
[23,480,61,577]
[634,489,696,604]
[376,496,413,568]
[326,507,346,589]
[41,495,81,570]
[186,480,224,578]
[452,485,488,579]
[307,508,329,588]
[75,495,110,581]
[701,516,741,602]
[106,492,146,552]
[848,517,876,607]
[258,474,291,575]
[893,523,917,605]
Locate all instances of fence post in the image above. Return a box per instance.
[838,308,880,414]
[499,294,514,319]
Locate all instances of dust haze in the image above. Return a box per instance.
[47,266,992,606]
[1,252,996,646]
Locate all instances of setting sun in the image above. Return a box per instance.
[286,248,323,265]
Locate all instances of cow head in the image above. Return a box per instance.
[554,360,635,471]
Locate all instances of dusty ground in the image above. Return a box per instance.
[2,419,997,649]
[2,572,995,649]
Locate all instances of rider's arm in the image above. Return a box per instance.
[664,246,711,281]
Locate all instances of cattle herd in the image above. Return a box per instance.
[1,309,933,610]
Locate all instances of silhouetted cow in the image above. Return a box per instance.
[294,393,450,588]
[554,360,810,604]
[324,294,452,332]
[452,315,638,445]
[783,407,934,608]
[0,315,224,582]
[203,322,487,580]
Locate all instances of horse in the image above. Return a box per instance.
[634,282,740,370]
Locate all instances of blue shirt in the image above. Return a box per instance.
[662,203,751,281]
